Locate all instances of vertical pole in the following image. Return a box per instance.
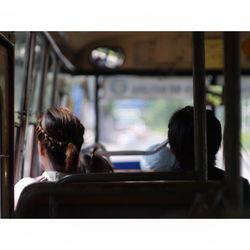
[95,75,99,143]
[0,33,15,217]
[223,32,242,209]
[192,32,208,181]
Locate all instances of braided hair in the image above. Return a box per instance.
[36,107,85,173]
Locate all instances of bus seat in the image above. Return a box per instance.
[57,171,200,184]
[14,180,222,218]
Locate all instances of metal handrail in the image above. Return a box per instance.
[81,143,107,153]
[81,140,168,157]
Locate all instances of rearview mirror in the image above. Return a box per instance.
[90,47,125,69]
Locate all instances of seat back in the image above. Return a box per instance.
[14,180,222,218]
[57,171,200,184]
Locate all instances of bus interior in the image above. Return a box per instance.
[1,31,250,218]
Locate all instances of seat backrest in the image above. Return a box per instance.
[57,171,200,184]
[14,180,221,218]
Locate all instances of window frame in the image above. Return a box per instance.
[0,33,14,218]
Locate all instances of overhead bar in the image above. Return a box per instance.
[81,140,169,156]
[192,32,208,181]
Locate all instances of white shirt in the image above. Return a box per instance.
[140,144,178,171]
[14,171,66,209]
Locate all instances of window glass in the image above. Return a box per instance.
[43,53,56,111]
[210,75,225,126]
[21,35,45,178]
[30,35,45,121]
[14,32,28,123]
[56,74,96,147]
[23,125,35,177]
[99,76,193,151]
[240,76,250,181]
[56,73,73,107]
[213,75,250,182]
[71,76,95,146]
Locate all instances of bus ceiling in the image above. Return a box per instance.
[49,32,250,75]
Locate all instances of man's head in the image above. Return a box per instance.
[168,106,222,170]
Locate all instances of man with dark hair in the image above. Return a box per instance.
[168,106,249,205]
[168,106,222,173]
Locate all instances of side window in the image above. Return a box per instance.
[14,32,28,121]
[55,74,96,147]
[43,52,56,111]
[56,73,73,107]
[14,32,29,178]
[240,76,250,181]
[30,34,46,122]
[70,75,96,147]
[22,35,46,177]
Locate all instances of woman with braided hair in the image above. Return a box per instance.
[14,107,85,208]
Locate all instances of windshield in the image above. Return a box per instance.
[99,75,193,151]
